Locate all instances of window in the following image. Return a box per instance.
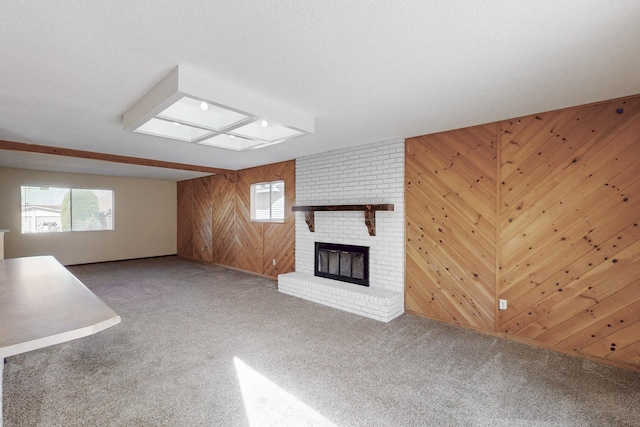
[21,186,114,233]
[250,180,285,222]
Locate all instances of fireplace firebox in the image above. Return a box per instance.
[314,242,369,286]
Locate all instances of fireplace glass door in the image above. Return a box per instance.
[315,242,369,286]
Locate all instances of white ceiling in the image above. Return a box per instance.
[1,1,639,181]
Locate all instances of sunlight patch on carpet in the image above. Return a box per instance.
[234,357,337,427]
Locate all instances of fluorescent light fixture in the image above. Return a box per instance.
[123,66,314,151]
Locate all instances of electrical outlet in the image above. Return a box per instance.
[499,299,507,310]
[272,259,276,266]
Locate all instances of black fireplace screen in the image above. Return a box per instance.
[315,242,369,286]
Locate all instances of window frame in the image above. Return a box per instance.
[20,185,115,234]
[250,180,285,223]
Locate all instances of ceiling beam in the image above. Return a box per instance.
[0,139,236,180]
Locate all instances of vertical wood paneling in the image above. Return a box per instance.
[176,180,193,258]
[407,94,640,372]
[406,124,497,331]
[262,160,296,277]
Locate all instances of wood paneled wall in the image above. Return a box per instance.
[211,174,236,266]
[177,160,295,279]
[406,124,497,331]
[192,176,213,263]
[177,179,194,258]
[406,95,640,372]
[234,167,264,273]
[262,161,296,277]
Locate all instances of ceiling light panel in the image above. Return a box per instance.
[123,66,314,151]
[134,118,213,142]
[157,96,251,131]
[229,121,305,143]
[198,134,264,151]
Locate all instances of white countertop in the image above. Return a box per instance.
[0,256,120,358]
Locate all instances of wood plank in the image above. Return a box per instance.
[499,97,640,218]
[411,230,495,321]
[192,176,213,262]
[211,174,236,266]
[406,251,488,327]
[404,260,453,320]
[499,162,640,302]
[177,159,295,279]
[500,215,640,327]
[407,92,640,370]
[458,123,498,164]
[406,201,495,283]
[498,103,615,229]
[422,131,497,199]
[500,161,640,300]
[234,167,264,274]
[580,320,640,359]
[555,299,640,352]
[500,114,640,253]
[500,238,640,337]
[604,340,640,366]
[406,176,495,267]
[406,147,496,242]
[538,280,640,348]
[500,102,615,190]
[406,133,496,332]
[176,180,194,258]
[411,136,496,223]
[500,110,580,168]
[500,128,640,279]
[263,160,296,277]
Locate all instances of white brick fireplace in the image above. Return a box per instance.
[278,139,405,322]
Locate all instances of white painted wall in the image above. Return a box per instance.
[0,167,176,265]
[280,139,405,321]
[295,138,405,294]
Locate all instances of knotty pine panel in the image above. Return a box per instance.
[192,175,213,263]
[406,124,497,331]
[176,179,194,258]
[177,160,296,279]
[234,167,264,274]
[497,96,640,371]
[406,94,640,371]
[211,174,236,266]
[262,160,296,278]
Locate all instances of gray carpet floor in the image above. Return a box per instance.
[3,256,639,426]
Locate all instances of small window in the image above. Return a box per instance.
[250,180,285,222]
[21,186,114,233]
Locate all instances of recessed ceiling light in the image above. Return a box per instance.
[123,66,314,151]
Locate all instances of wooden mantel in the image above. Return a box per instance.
[291,204,394,236]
